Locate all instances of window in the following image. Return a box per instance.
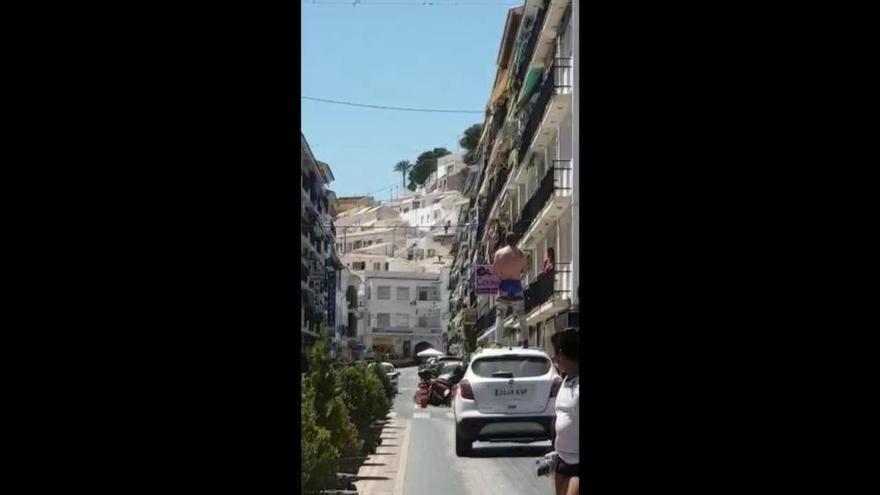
[353,261,366,270]
[427,249,435,257]
[415,249,425,259]
[434,211,439,219]
[417,286,440,301]
[413,201,420,209]
[403,208,409,213]
[373,262,381,271]
[394,314,409,327]
[377,286,391,300]
[384,262,389,271]
[376,313,390,327]
[471,356,551,378]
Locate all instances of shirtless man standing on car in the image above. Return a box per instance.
[492,232,529,346]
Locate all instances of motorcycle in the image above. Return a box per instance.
[426,365,465,407]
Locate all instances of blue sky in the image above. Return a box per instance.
[301,1,517,199]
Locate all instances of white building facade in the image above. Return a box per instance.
[361,271,448,359]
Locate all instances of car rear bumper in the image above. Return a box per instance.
[457,414,555,442]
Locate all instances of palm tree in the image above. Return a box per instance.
[393,160,412,189]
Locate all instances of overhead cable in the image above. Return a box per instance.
[303,96,484,114]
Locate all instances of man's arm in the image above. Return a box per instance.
[492,250,500,276]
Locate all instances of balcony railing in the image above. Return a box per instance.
[513,162,572,236]
[372,327,442,335]
[524,262,573,314]
[518,58,573,165]
[514,166,554,235]
[475,306,495,332]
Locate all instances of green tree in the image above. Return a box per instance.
[393,160,412,189]
[301,375,339,493]
[308,328,362,458]
[459,123,483,165]
[407,147,452,190]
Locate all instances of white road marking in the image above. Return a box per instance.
[412,412,430,418]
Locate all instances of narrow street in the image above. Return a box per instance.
[391,365,555,495]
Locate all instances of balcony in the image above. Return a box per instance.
[372,327,442,335]
[517,0,572,96]
[518,58,573,165]
[517,162,573,249]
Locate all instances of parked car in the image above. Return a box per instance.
[427,355,461,374]
[452,348,561,456]
[380,362,400,392]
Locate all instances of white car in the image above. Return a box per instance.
[380,362,400,393]
[452,348,561,456]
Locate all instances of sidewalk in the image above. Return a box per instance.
[353,417,411,495]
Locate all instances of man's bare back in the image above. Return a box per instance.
[493,245,527,281]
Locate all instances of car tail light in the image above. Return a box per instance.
[549,376,563,398]
[459,379,474,400]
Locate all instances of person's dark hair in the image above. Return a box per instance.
[551,328,579,362]
[505,232,519,246]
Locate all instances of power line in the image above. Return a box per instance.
[303,96,484,114]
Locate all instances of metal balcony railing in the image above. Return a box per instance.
[518,72,554,165]
[512,163,572,236]
[514,166,554,235]
[524,262,573,314]
[518,58,573,165]
[475,306,495,332]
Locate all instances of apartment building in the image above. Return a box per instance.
[447,0,578,354]
[301,133,345,354]
[360,271,449,359]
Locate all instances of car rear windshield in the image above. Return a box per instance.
[381,364,394,373]
[471,356,551,378]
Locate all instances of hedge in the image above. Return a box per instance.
[301,328,392,493]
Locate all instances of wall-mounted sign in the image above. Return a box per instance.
[475,265,499,295]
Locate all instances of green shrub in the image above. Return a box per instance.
[338,363,387,454]
[301,376,338,493]
[303,328,362,480]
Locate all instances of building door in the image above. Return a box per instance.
[403,340,411,358]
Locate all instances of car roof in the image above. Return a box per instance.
[380,362,394,367]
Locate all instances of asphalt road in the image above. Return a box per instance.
[392,365,555,495]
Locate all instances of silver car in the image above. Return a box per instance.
[380,362,400,393]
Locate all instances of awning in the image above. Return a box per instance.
[517,68,543,108]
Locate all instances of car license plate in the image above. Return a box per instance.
[494,387,528,398]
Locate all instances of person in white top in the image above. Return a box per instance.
[551,328,579,495]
